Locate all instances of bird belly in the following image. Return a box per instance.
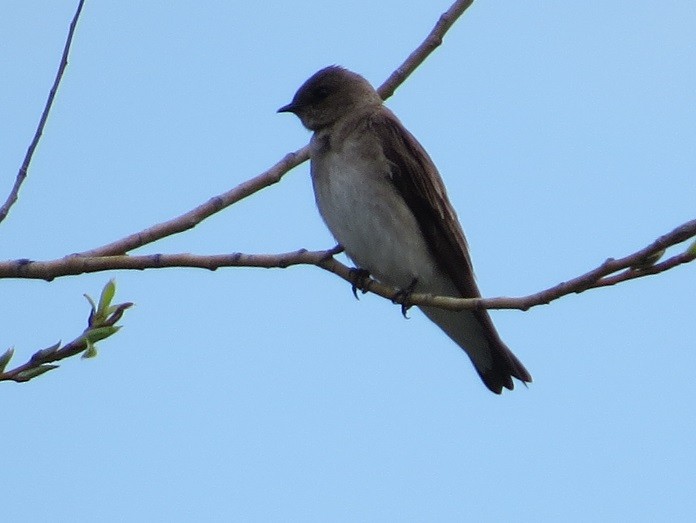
[312,157,493,367]
[311,155,444,292]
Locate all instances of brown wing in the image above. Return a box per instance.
[369,107,533,392]
[369,107,482,300]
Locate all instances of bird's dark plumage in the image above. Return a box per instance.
[280,66,532,393]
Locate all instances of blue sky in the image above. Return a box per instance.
[2,1,695,521]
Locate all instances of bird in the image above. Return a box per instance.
[278,66,531,393]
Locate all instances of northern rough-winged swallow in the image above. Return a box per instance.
[278,66,531,393]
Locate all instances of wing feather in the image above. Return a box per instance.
[369,107,480,299]
[367,107,532,392]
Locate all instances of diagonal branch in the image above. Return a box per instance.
[78,148,308,256]
[0,0,85,224]
[320,219,696,311]
[378,0,474,99]
[75,0,476,257]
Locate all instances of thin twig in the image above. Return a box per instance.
[0,0,85,224]
[378,0,475,99]
[0,299,132,383]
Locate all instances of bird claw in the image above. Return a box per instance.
[349,268,372,299]
[392,278,418,319]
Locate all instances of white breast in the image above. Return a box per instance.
[310,132,445,292]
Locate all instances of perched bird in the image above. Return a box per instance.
[278,66,531,393]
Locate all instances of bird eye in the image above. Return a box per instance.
[312,86,330,101]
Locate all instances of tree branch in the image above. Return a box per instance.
[378,0,474,99]
[2,220,693,311]
[75,0,476,257]
[0,246,343,280]
[78,148,309,257]
[3,0,476,258]
[0,0,85,224]
[0,280,132,383]
[4,0,691,344]
[323,219,696,311]
[1,0,481,383]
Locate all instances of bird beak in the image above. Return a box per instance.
[277,102,297,114]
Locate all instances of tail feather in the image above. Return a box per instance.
[477,340,532,394]
[420,305,532,394]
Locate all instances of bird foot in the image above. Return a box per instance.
[392,278,418,318]
[349,268,372,299]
